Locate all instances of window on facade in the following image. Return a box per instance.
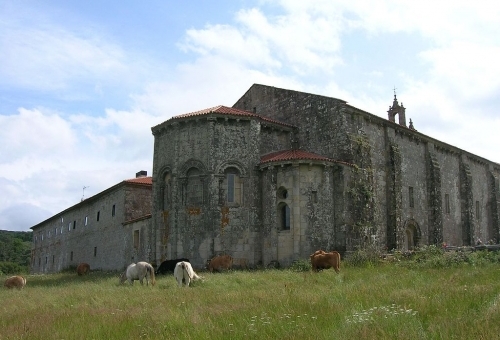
[277,187,288,199]
[60,226,63,234]
[94,247,97,257]
[224,168,242,205]
[112,204,116,217]
[41,234,44,241]
[38,258,41,266]
[48,230,51,237]
[445,194,450,214]
[54,228,57,236]
[61,217,64,223]
[476,201,480,220]
[97,211,100,221]
[133,230,140,250]
[73,221,76,229]
[85,216,88,226]
[409,187,414,208]
[70,251,73,261]
[52,255,55,264]
[279,204,291,231]
[312,190,318,203]
[45,256,48,264]
[68,222,71,231]
[186,168,203,205]
[163,173,172,210]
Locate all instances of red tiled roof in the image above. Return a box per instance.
[124,176,152,185]
[260,149,354,166]
[169,105,294,128]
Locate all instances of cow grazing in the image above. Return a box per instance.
[310,250,341,273]
[208,254,233,272]
[174,261,201,287]
[155,258,190,275]
[119,262,156,286]
[4,275,26,289]
[77,262,90,276]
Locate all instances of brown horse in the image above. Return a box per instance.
[310,250,341,273]
[77,263,90,276]
[4,275,27,289]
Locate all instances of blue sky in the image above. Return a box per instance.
[1,0,500,231]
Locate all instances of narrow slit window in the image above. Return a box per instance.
[409,187,414,208]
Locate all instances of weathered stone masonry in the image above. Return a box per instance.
[31,84,500,273]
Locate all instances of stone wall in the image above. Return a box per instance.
[31,181,152,274]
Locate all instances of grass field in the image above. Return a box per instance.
[2,258,500,340]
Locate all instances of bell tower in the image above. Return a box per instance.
[387,88,406,127]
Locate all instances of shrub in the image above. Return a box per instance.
[0,261,26,274]
[345,244,383,267]
[289,259,311,272]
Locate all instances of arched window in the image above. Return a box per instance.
[224,167,242,205]
[162,172,171,210]
[279,203,291,231]
[186,168,203,205]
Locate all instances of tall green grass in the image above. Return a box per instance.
[2,255,500,339]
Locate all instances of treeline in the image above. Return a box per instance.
[0,230,32,274]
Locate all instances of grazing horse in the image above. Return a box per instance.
[208,254,233,272]
[4,275,26,289]
[155,258,190,275]
[310,250,341,273]
[77,263,90,276]
[174,261,201,287]
[119,261,156,286]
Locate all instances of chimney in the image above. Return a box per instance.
[136,170,147,178]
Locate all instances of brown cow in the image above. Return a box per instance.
[4,275,27,289]
[208,254,233,272]
[310,250,341,273]
[77,262,90,276]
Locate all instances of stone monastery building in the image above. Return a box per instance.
[31,84,500,273]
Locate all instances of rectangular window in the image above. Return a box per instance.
[476,201,480,220]
[133,230,140,250]
[55,228,57,236]
[85,216,88,226]
[45,256,48,264]
[227,174,235,203]
[409,187,414,208]
[97,211,100,221]
[73,221,76,229]
[94,247,97,257]
[61,217,64,223]
[112,204,116,217]
[68,222,71,231]
[52,255,55,264]
[70,251,73,261]
[312,190,318,203]
[445,194,450,214]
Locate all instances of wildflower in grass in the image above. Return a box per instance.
[346,304,418,324]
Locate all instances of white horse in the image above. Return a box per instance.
[174,261,201,287]
[119,261,156,286]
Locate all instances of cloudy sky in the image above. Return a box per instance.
[1,1,499,231]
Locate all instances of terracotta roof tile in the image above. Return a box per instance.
[124,177,152,185]
[169,105,294,128]
[260,149,354,166]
